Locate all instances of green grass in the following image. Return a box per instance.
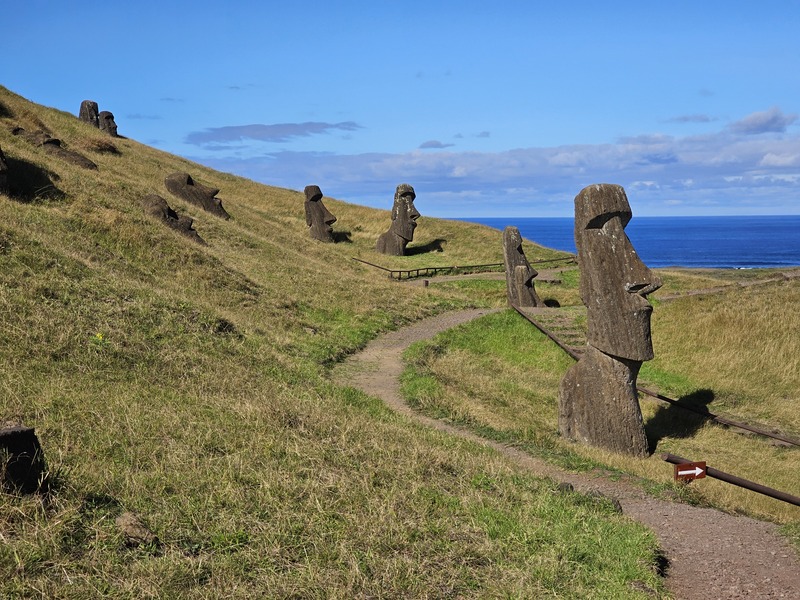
[0,86,667,597]
[399,274,800,531]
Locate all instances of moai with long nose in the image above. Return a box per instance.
[558,184,662,457]
[376,184,420,256]
[304,185,337,242]
[502,226,542,307]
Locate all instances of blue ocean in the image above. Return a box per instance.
[458,215,800,269]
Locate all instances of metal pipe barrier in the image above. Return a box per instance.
[662,453,800,507]
[352,255,576,280]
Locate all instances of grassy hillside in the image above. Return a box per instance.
[0,87,666,597]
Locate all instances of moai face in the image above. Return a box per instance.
[79,100,100,128]
[304,185,337,242]
[98,111,118,137]
[574,184,662,361]
[502,226,541,307]
[390,184,420,242]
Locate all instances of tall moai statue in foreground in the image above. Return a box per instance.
[502,226,542,307]
[304,185,337,242]
[376,184,420,255]
[558,184,662,457]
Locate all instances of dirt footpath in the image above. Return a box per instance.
[334,308,800,599]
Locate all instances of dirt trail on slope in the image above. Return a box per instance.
[333,308,800,599]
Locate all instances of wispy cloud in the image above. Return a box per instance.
[127,113,162,120]
[419,140,455,149]
[192,108,800,217]
[729,107,798,135]
[664,114,716,123]
[185,121,362,146]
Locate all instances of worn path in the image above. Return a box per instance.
[334,308,800,599]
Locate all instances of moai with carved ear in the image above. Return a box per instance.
[98,111,119,137]
[304,185,337,242]
[558,184,662,457]
[79,100,100,128]
[0,145,8,195]
[502,226,541,307]
[376,183,420,255]
[164,172,230,220]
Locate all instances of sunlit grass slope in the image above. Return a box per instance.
[402,266,800,527]
[0,87,664,598]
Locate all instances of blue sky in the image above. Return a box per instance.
[4,1,800,217]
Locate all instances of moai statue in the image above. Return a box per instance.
[0,145,8,195]
[164,172,230,220]
[376,183,420,255]
[98,111,119,137]
[79,100,100,128]
[558,184,662,457]
[502,226,542,307]
[304,185,337,242]
[142,194,206,245]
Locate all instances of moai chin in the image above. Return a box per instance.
[558,184,662,457]
[98,111,119,137]
[502,226,541,307]
[376,183,420,255]
[304,185,337,242]
[79,100,100,128]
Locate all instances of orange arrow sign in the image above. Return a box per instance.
[674,461,707,482]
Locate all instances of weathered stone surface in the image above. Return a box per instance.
[164,172,230,220]
[116,512,160,548]
[0,426,47,494]
[558,184,662,457]
[98,111,119,137]
[0,145,8,195]
[79,100,100,128]
[304,185,337,242]
[502,226,541,307]
[11,127,98,170]
[376,183,420,255]
[142,193,206,245]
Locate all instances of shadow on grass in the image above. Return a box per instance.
[406,238,447,255]
[5,156,66,203]
[333,230,353,243]
[646,388,715,451]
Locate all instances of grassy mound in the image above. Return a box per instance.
[0,87,664,597]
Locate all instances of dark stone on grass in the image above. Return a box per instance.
[11,126,97,170]
[559,184,662,457]
[164,172,230,220]
[0,145,8,195]
[79,100,100,128]
[304,185,337,242]
[98,111,119,137]
[142,193,206,245]
[116,511,160,548]
[502,225,542,307]
[0,426,47,494]
[376,183,420,255]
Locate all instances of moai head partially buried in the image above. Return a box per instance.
[376,183,420,255]
[304,185,337,242]
[79,100,100,128]
[502,226,541,307]
[98,111,119,137]
[165,172,230,220]
[574,184,662,360]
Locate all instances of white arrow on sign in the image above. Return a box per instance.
[678,466,704,477]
